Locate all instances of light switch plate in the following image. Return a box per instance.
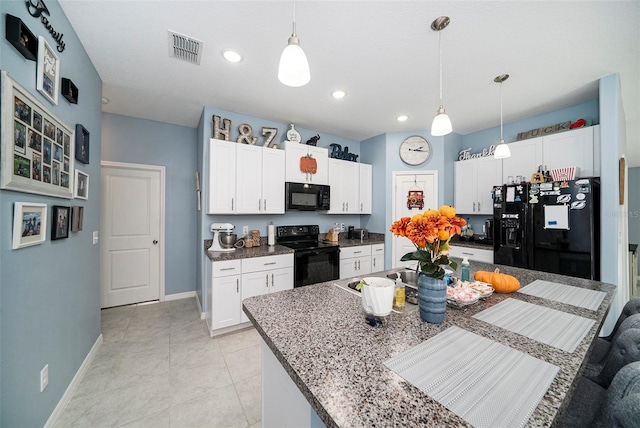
[92,231,99,245]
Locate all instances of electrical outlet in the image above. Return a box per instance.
[92,231,99,245]
[242,226,249,236]
[40,364,48,392]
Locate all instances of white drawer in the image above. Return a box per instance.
[212,259,242,277]
[340,245,372,259]
[448,245,494,264]
[371,244,384,254]
[242,254,294,273]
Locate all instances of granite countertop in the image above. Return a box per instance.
[204,232,385,261]
[243,261,616,427]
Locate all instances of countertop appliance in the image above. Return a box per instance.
[276,225,340,287]
[493,184,530,268]
[529,178,600,280]
[285,182,330,211]
[354,229,369,240]
[210,222,237,252]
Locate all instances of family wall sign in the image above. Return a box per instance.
[26,0,66,53]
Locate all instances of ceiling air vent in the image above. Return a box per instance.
[168,30,203,65]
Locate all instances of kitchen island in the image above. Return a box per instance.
[242,260,616,427]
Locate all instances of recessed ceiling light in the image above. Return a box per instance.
[223,49,242,63]
[332,90,346,99]
[396,115,408,122]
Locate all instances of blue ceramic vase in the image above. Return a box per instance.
[418,273,447,323]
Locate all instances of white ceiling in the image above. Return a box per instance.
[59,1,640,166]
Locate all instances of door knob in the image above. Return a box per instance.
[153,240,158,245]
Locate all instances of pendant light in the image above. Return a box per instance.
[493,74,511,159]
[278,0,310,87]
[430,16,452,137]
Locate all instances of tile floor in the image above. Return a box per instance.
[55,298,262,428]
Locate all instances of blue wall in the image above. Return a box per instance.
[197,107,363,310]
[101,113,198,296]
[630,167,640,248]
[0,1,102,425]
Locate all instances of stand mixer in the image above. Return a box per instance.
[210,223,237,252]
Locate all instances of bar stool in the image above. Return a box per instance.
[557,361,640,427]
[583,329,640,388]
[603,298,640,342]
[588,314,640,365]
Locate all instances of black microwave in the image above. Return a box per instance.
[285,182,330,211]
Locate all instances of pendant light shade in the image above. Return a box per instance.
[494,74,511,159]
[431,106,452,136]
[431,16,452,137]
[278,2,310,87]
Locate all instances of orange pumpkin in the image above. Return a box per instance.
[474,268,520,293]
[439,205,456,219]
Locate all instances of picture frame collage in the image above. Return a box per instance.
[1,71,75,198]
[2,72,89,249]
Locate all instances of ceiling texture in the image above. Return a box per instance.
[59,1,640,166]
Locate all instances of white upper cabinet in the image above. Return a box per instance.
[283,142,328,185]
[454,156,501,215]
[359,163,372,214]
[208,139,237,214]
[542,125,599,177]
[327,159,372,215]
[501,137,543,184]
[208,139,285,214]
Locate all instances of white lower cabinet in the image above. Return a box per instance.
[448,245,494,264]
[371,244,385,273]
[241,254,294,323]
[207,259,242,332]
[340,245,372,279]
[207,254,293,336]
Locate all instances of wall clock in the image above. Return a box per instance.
[399,136,431,165]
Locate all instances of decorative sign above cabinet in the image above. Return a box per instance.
[458,145,496,161]
[211,115,278,148]
[516,121,571,141]
[329,143,358,162]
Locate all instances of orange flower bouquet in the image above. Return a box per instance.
[390,206,467,279]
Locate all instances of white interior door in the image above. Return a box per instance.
[392,171,438,268]
[101,161,165,308]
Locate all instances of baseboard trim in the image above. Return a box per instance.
[195,292,205,320]
[165,291,196,301]
[44,334,103,428]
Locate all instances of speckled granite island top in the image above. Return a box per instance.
[243,261,616,427]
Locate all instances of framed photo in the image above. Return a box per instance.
[71,206,84,232]
[51,205,70,240]
[74,169,89,199]
[36,36,59,105]
[75,124,90,164]
[12,202,47,249]
[1,71,74,198]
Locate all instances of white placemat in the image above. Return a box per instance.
[473,298,595,353]
[384,326,559,428]
[518,280,606,311]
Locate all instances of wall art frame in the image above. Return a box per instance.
[36,36,59,105]
[61,78,78,104]
[5,14,37,61]
[71,206,84,232]
[51,205,70,240]
[13,202,48,249]
[74,169,89,200]
[75,124,90,164]
[1,71,75,198]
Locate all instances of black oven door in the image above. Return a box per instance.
[294,247,340,287]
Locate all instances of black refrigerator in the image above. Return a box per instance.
[493,183,531,269]
[528,178,600,280]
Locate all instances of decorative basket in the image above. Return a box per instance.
[551,166,580,181]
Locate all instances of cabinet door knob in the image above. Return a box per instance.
[236,279,239,293]
[478,202,481,211]
[153,240,158,245]
[266,274,269,288]
[271,273,274,287]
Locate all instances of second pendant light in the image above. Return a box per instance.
[431,16,452,137]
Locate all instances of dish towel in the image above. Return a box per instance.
[384,326,559,428]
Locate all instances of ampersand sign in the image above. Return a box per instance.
[237,123,258,145]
